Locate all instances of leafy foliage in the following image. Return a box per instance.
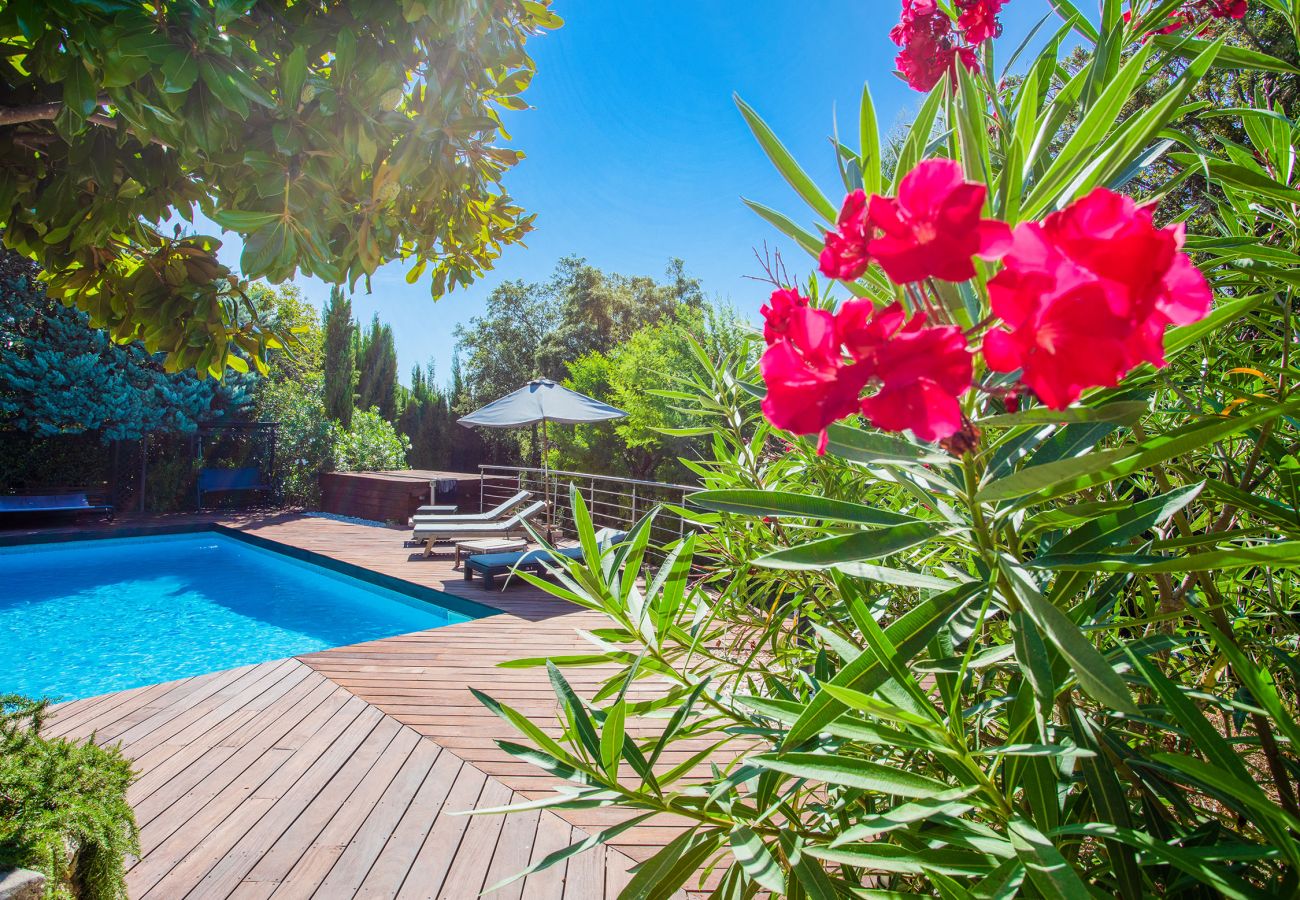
[554,304,753,481]
[252,374,335,507]
[0,696,138,900]
[322,286,355,428]
[0,249,245,441]
[470,3,1300,896]
[355,314,399,421]
[333,407,410,472]
[0,0,559,373]
[454,255,713,466]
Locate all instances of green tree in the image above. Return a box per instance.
[533,256,704,378]
[0,0,560,374]
[555,304,751,480]
[322,286,355,427]
[397,362,455,469]
[355,315,398,420]
[455,279,555,405]
[0,249,242,441]
[250,375,335,508]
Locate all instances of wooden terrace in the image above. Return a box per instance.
[24,514,710,899]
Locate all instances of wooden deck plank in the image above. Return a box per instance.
[256,728,423,897]
[359,747,467,898]
[385,761,485,899]
[312,737,443,897]
[478,807,541,900]
[185,713,406,899]
[433,777,513,899]
[139,698,381,898]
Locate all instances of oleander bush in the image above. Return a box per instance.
[474,1,1300,896]
[0,697,137,900]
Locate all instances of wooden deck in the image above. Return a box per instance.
[36,514,709,898]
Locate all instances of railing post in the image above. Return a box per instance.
[479,468,484,514]
[630,485,637,527]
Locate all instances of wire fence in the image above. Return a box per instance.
[477,465,696,549]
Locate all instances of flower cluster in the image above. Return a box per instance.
[983,189,1211,408]
[1125,0,1247,39]
[760,295,972,450]
[890,0,976,92]
[820,160,1011,284]
[760,165,1213,451]
[890,0,1006,92]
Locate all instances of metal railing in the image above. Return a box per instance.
[478,465,696,548]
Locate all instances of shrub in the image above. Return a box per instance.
[0,697,138,900]
[472,3,1300,897]
[333,407,411,472]
[252,376,337,507]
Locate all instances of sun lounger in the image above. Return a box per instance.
[0,492,114,520]
[412,500,546,557]
[410,489,531,525]
[464,529,627,589]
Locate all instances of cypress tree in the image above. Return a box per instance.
[321,286,355,427]
[356,315,398,420]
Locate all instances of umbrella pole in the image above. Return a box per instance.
[541,417,552,540]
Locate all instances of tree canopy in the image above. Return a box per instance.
[0,247,244,441]
[454,255,705,406]
[0,0,560,376]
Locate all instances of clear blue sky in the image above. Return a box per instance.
[218,0,1059,383]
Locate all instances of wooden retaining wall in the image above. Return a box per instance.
[319,470,480,523]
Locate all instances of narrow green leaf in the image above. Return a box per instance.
[976,401,1148,428]
[599,700,625,780]
[1002,561,1137,713]
[1008,818,1091,900]
[1032,540,1300,573]
[729,827,786,894]
[808,843,992,877]
[756,523,940,570]
[979,402,1293,504]
[689,489,918,526]
[784,582,981,745]
[735,94,838,223]
[1153,34,1300,73]
[753,752,952,798]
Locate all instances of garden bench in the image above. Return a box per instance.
[196,467,271,509]
[0,492,114,520]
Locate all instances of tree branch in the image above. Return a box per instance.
[0,102,62,126]
[0,96,118,129]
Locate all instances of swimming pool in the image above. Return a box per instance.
[0,531,486,701]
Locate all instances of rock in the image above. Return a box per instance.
[0,869,46,900]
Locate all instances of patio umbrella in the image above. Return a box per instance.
[458,379,626,534]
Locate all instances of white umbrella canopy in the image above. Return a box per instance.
[458,379,627,534]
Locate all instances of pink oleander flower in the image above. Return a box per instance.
[819,190,873,281]
[957,0,1007,43]
[891,0,980,92]
[867,159,1012,284]
[760,287,809,345]
[983,187,1212,408]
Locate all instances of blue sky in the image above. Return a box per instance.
[218,0,1060,383]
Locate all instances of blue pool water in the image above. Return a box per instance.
[0,532,481,701]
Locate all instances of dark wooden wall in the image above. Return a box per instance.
[319,472,480,522]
